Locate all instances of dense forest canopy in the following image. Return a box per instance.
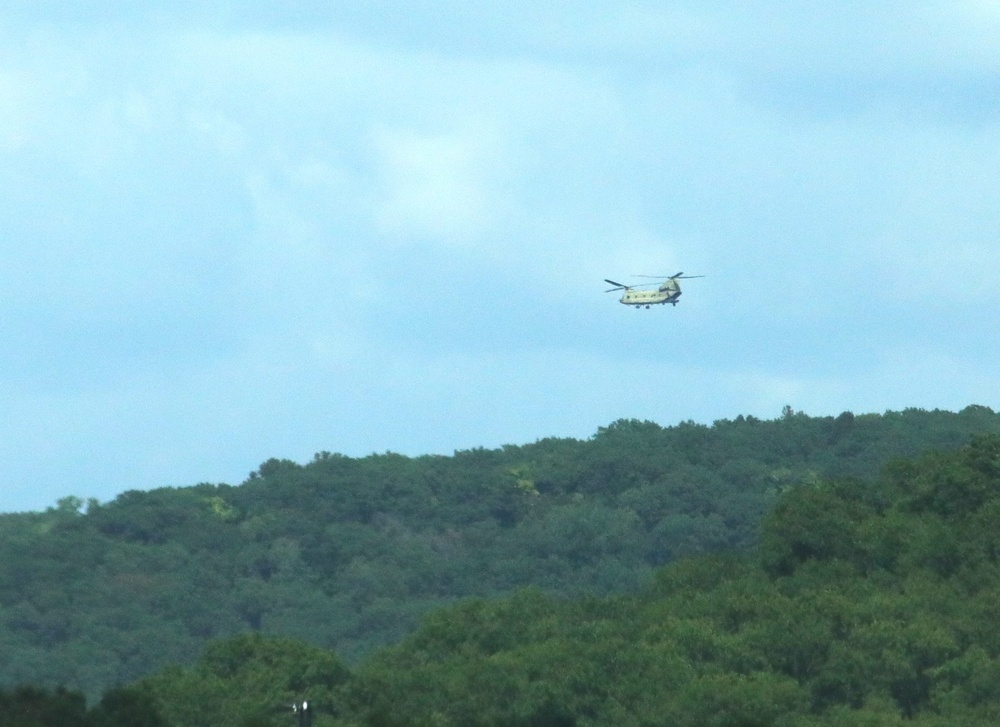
[1,406,999,702]
[303,432,1000,726]
[121,430,1000,725]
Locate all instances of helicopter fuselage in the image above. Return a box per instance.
[618,281,681,307]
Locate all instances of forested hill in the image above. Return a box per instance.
[1,406,998,697]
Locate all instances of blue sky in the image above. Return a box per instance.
[2,2,999,512]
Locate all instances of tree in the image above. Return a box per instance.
[86,685,167,727]
[144,633,350,727]
[0,686,88,727]
[759,483,874,576]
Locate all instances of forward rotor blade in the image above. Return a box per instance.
[604,279,629,291]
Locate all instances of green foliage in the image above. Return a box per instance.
[2,406,1000,701]
[666,671,809,726]
[759,483,876,576]
[0,684,165,727]
[86,685,168,727]
[319,429,1000,725]
[0,686,88,727]
[143,633,348,727]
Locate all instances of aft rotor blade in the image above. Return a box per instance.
[633,272,704,280]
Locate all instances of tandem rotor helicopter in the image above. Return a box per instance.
[604,272,704,309]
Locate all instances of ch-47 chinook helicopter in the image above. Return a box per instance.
[604,272,704,308]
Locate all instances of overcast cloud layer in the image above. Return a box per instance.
[2,2,999,512]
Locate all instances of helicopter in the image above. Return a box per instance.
[604,272,704,308]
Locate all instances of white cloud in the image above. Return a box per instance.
[0,70,31,151]
[924,1,1000,71]
[372,125,510,244]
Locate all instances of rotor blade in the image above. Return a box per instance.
[604,279,628,289]
[633,272,704,280]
